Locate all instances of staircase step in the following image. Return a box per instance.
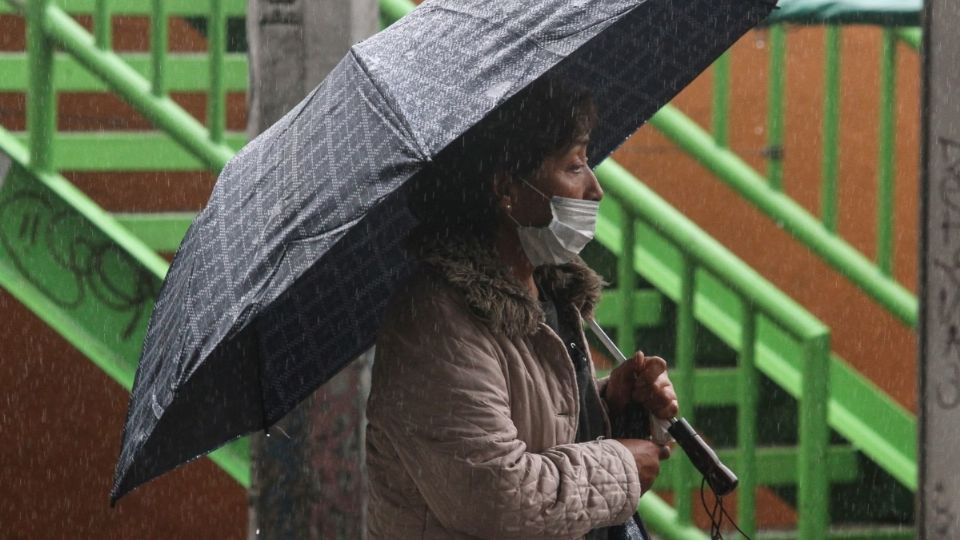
[0,52,249,93]
[0,0,247,16]
[595,289,665,328]
[658,445,860,487]
[114,212,197,252]
[9,131,245,171]
[757,525,912,540]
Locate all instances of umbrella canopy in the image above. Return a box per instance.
[111,0,775,503]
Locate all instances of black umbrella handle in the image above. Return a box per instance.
[586,319,738,496]
[667,417,739,496]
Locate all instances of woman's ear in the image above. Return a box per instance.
[491,171,515,209]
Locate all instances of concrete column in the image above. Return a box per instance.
[245,1,378,538]
[919,1,960,538]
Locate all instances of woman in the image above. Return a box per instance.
[366,78,679,539]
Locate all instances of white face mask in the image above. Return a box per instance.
[507,179,600,266]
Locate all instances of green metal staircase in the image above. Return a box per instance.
[0,0,918,538]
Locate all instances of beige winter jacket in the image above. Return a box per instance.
[366,239,642,539]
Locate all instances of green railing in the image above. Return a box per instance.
[597,161,830,539]
[0,0,918,538]
[1,0,248,485]
[652,11,922,327]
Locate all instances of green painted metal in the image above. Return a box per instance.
[659,445,859,487]
[672,256,697,526]
[594,289,664,329]
[9,132,246,171]
[821,26,841,234]
[594,159,916,492]
[113,212,196,252]
[691,368,738,406]
[647,105,918,327]
[0,127,250,487]
[27,0,55,173]
[798,333,830,540]
[379,0,415,28]
[0,53,249,92]
[737,307,758,538]
[39,3,234,171]
[207,0,225,143]
[893,27,920,50]
[711,52,730,148]
[598,159,827,338]
[595,366,739,402]
[94,0,110,49]
[763,0,920,26]
[617,212,638,356]
[876,29,897,276]
[0,0,246,16]
[603,161,832,537]
[767,24,786,192]
[757,526,913,540]
[637,494,708,540]
[150,0,166,96]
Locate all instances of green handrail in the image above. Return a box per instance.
[649,104,918,326]
[37,2,234,171]
[703,22,920,327]
[597,159,831,539]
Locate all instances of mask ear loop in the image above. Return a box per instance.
[518,177,551,202]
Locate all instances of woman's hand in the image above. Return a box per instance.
[614,438,670,495]
[604,351,679,420]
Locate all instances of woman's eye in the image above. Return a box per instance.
[569,162,586,173]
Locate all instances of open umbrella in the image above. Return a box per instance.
[111,0,775,503]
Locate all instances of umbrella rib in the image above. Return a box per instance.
[347,49,429,161]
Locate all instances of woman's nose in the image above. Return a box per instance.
[584,168,603,202]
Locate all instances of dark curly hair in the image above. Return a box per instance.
[405,77,597,254]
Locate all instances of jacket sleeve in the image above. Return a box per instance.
[368,295,641,539]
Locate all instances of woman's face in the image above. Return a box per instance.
[510,135,603,227]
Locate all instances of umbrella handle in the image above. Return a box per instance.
[585,318,738,496]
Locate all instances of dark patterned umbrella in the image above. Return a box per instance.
[111,0,774,503]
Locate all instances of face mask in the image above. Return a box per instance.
[507,179,600,266]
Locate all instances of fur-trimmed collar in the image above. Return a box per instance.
[417,237,606,337]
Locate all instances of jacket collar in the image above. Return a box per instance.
[417,236,606,337]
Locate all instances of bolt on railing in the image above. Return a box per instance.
[766,24,786,191]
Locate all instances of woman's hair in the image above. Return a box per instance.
[405,77,597,253]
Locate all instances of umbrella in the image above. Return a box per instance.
[111,0,775,503]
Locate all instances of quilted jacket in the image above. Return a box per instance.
[366,238,642,539]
